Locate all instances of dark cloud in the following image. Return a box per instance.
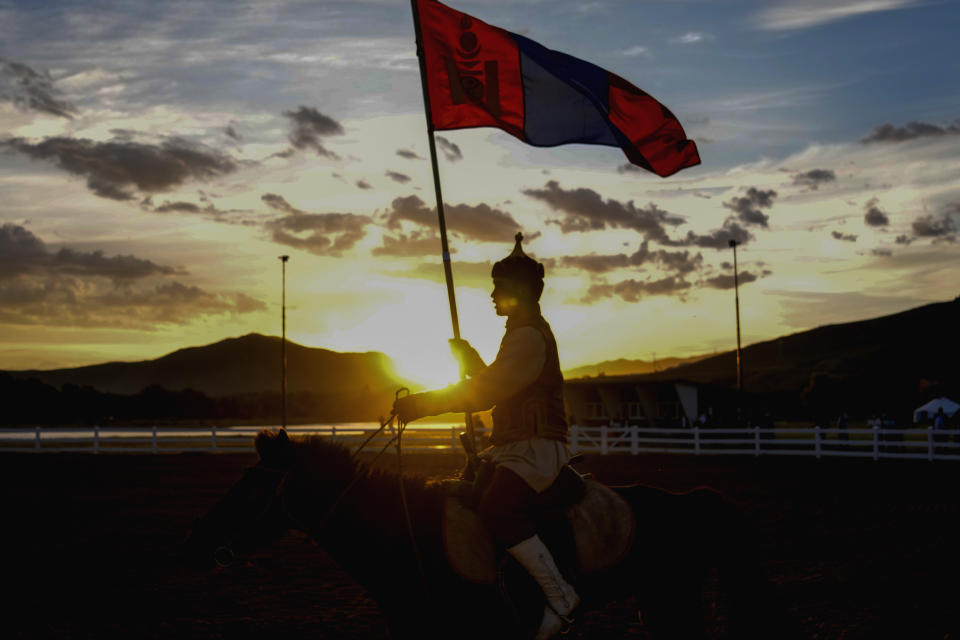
[861,119,960,144]
[356,179,372,190]
[560,242,702,277]
[831,230,857,242]
[2,135,238,201]
[523,181,684,242]
[585,276,692,302]
[262,193,371,256]
[383,194,521,243]
[372,230,446,257]
[153,201,203,214]
[793,169,836,191]
[912,213,956,240]
[895,234,914,245]
[0,225,258,328]
[435,136,463,162]
[282,106,344,158]
[871,248,893,257]
[722,187,777,228]
[616,163,643,174]
[702,270,760,290]
[863,198,890,227]
[0,223,183,281]
[675,220,753,250]
[0,57,76,118]
[224,125,242,142]
[396,149,422,160]
[386,170,411,184]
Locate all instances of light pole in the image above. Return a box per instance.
[728,240,743,395]
[279,255,289,430]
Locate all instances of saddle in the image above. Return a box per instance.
[442,464,635,585]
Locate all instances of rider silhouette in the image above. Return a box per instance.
[395,233,578,639]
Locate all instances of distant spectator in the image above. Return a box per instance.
[836,411,849,441]
[933,407,946,431]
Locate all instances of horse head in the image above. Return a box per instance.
[182,428,295,569]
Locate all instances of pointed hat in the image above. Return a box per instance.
[491,232,544,283]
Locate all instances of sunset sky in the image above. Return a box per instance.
[1,0,958,389]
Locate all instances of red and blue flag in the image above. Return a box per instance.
[414,0,701,178]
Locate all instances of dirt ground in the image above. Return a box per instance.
[2,449,958,640]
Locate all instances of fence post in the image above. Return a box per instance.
[694,426,701,455]
[601,425,608,455]
[94,425,100,454]
[630,426,638,455]
[570,426,579,454]
[872,424,879,461]
[152,425,158,454]
[927,426,934,462]
[754,425,761,457]
[35,425,41,450]
[814,426,821,459]
[211,425,217,453]
[331,425,337,439]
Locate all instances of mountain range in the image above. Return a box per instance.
[5,296,959,420]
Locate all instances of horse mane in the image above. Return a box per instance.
[255,429,446,527]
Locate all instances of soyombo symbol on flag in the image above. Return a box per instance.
[413,0,700,178]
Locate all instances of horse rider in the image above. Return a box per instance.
[394,233,578,639]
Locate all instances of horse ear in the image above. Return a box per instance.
[255,428,293,467]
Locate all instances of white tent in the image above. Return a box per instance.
[913,397,960,423]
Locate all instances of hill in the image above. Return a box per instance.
[563,354,708,379]
[640,296,960,416]
[5,333,404,398]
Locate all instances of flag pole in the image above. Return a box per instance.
[410,0,476,451]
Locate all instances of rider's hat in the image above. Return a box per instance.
[491,233,544,298]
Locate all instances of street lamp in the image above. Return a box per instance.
[728,240,743,395]
[279,255,290,430]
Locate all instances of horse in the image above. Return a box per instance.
[184,429,801,639]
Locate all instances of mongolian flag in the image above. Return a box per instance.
[412,0,701,178]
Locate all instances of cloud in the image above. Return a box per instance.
[912,213,956,241]
[282,106,344,158]
[676,220,754,249]
[372,230,446,257]
[386,170,412,184]
[523,180,684,242]
[435,136,463,162]
[861,119,960,143]
[223,125,241,142]
[0,57,76,118]
[383,194,521,242]
[863,198,890,227]
[560,241,703,278]
[396,148,422,160]
[2,135,238,201]
[622,46,650,57]
[670,32,713,44]
[153,201,203,214]
[871,248,893,257]
[722,187,777,228]
[616,163,643,174]
[0,225,259,328]
[755,0,922,31]
[585,276,692,302]
[356,179,372,190]
[262,193,371,255]
[702,270,761,290]
[0,223,183,281]
[895,234,914,245]
[831,230,858,242]
[793,168,836,191]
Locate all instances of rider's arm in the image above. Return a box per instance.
[399,328,545,420]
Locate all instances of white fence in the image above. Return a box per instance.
[1,424,959,461]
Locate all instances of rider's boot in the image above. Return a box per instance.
[506,534,580,640]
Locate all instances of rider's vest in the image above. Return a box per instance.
[490,313,568,446]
